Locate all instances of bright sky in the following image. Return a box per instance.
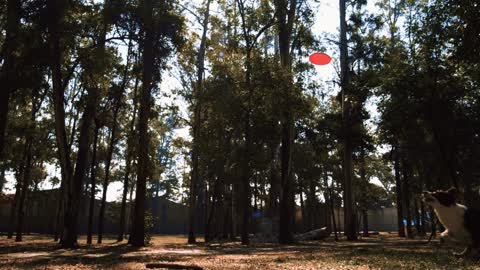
[3,0,385,201]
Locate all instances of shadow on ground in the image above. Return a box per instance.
[0,234,477,269]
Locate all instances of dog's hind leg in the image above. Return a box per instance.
[469,243,480,261]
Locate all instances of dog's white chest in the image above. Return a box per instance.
[435,204,470,241]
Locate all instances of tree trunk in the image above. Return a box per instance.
[118,155,132,241]
[278,35,295,242]
[275,0,297,245]
[54,181,64,242]
[0,168,6,194]
[323,194,331,233]
[307,179,316,231]
[8,142,28,239]
[26,177,40,231]
[127,176,136,239]
[414,199,421,235]
[0,0,20,160]
[61,87,98,248]
[267,142,279,218]
[240,112,252,244]
[118,65,139,242]
[401,156,413,239]
[15,139,32,242]
[67,87,83,150]
[430,208,437,236]
[239,47,253,245]
[340,0,357,241]
[229,184,236,241]
[60,0,108,247]
[130,0,154,247]
[87,123,100,245]
[98,103,121,244]
[360,147,368,237]
[420,200,427,235]
[462,157,479,209]
[48,0,73,209]
[324,170,338,241]
[188,0,212,245]
[205,176,221,242]
[15,96,38,242]
[188,93,201,244]
[16,93,46,241]
[222,190,231,239]
[362,210,369,237]
[236,0,275,244]
[48,0,74,246]
[393,144,405,237]
[8,179,21,239]
[205,142,227,242]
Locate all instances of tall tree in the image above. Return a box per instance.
[235,0,274,245]
[393,145,405,237]
[15,90,46,242]
[129,0,155,247]
[87,122,100,244]
[0,0,20,160]
[187,0,212,244]
[98,92,122,244]
[61,81,99,248]
[47,0,74,245]
[8,141,28,239]
[59,0,108,247]
[274,0,297,244]
[61,84,98,248]
[118,42,139,243]
[339,0,357,241]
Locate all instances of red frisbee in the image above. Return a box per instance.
[309,52,331,65]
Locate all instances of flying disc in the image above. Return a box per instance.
[309,52,331,65]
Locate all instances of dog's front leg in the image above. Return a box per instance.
[440,230,451,244]
[454,247,471,258]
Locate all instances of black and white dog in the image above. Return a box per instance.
[423,188,480,258]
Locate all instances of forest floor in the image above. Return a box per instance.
[0,233,479,270]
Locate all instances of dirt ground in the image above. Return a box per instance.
[0,233,478,270]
